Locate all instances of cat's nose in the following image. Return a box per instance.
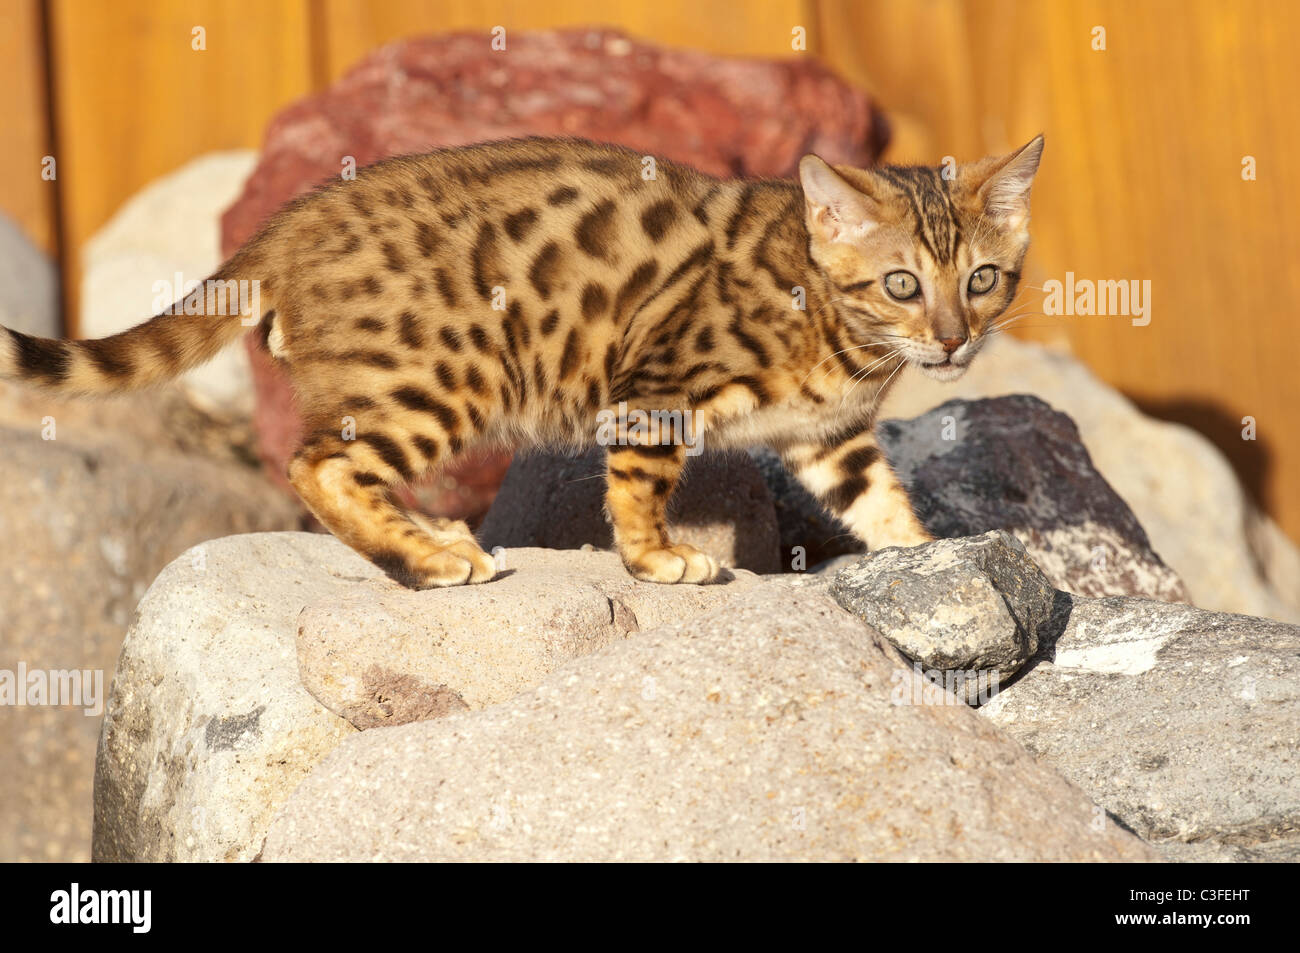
[940,336,966,354]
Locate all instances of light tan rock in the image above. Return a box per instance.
[298,547,765,729]
[80,151,259,416]
[92,534,361,863]
[263,585,1158,862]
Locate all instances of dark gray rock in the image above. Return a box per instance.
[752,396,1191,602]
[749,447,862,567]
[880,396,1190,602]
[983,595,1300,862]
[830,530,1062,687]
[479,448,782,574]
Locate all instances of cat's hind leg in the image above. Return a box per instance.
[288,427,497,588]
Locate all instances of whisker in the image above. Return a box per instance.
[800,339,902,386]
[866,354,908,417]
[987,323,1071,335]
[839,351,906,413]
[987,311,1069,334]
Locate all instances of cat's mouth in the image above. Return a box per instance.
[916,356,969,381]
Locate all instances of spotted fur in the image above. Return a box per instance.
[0,136,1043,587]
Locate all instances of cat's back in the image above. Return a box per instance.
[264,137,725,344]
[281,137,718,245]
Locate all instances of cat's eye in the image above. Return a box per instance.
[884,271,920,301]
[968,265,998,295]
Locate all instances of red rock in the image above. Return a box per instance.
[222,28,888,522]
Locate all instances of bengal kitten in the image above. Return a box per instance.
[1,136,1042,588]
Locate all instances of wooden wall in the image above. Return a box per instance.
[2,0,1296,541]
[816,0,1300,542]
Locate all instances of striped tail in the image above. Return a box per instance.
[0,248,274,396]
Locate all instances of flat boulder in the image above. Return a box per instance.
[262,586,1156,862]
[93,533,763,860]
[298,546,765,729]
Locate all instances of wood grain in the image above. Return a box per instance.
[813,0,1300,539]
[316,0,805,78]
[46,0,315,329]
[0,0,57,256]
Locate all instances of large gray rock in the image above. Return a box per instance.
[830,530,1062,686]
[878,335,1300,622]
[0,214,58,337]
[479,448,782,573]
[94,533,766,860]
[298,547,764,729]
[0,428,299,863]
[753,396,1191,604]
[982,596,1300,861]
[262,586,1157,862]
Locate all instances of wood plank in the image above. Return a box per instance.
[47,0,316,334]
[0,0,57,256]
[812,0,1300,542]
[317,0,804,79]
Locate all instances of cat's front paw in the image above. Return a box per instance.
[866,512,934,549]
[400,539,498,588]
[623,543,722,584]
[894,526,935,547]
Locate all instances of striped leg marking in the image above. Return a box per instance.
[783,431,932,550]
[289,435,496,589]
[605,442,721,584]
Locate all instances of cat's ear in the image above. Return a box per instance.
[963,135,1044,230]
[799,155,883,243]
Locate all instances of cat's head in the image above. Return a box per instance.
[799,136,1043,381]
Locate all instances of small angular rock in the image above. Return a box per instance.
[830,529,1061,683]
